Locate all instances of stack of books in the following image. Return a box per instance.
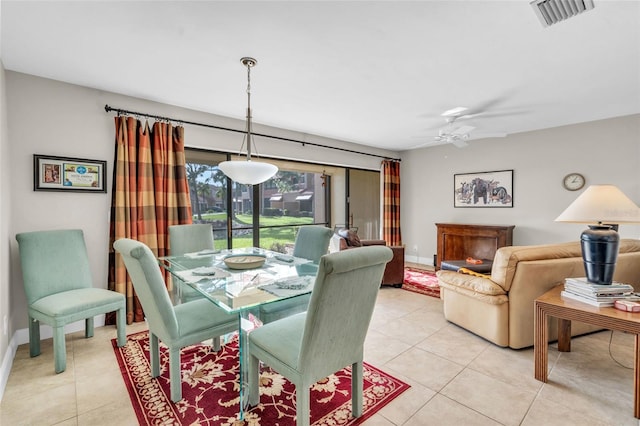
[561,277,637,307]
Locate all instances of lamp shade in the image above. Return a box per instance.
[555,184,640,284]
[218,160,278,185]
[555,185,640,224]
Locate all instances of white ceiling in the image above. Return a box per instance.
[2,1,639,151]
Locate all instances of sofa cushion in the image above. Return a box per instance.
[337,229,362,247]
[437,270,508,305]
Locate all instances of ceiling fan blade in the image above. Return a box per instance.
[469,132,508,139]
[451,125,475,135]
[407,139,445,149]
[441,106,469,117]
[451,139,469,148]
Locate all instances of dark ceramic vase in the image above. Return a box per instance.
[581,225,620,285]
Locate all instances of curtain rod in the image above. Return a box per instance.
[104,104,400,162]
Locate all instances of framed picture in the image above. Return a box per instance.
[33,154,107,193]
[454,169,513,208]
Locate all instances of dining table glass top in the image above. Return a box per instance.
[158,247,319,314]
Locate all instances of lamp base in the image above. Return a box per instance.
[581,225,619,285]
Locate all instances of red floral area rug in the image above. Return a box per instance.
[112,331,409,425]
[403,268,440,298]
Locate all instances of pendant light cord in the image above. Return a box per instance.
[245,58,254,161]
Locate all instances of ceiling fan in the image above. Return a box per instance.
[412,106,506,149]
[434,113,476,148]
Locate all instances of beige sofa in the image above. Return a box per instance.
[437,239,640,349]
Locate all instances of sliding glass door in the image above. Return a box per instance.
[185,149,331,253]
[347,169,380,240]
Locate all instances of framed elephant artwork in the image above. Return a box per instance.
[454,170,513,208]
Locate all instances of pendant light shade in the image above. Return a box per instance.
[218,160,278,186]
[219,57,278,185]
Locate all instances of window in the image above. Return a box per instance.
[184,149,335,253]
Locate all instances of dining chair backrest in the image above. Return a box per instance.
[298,245,392,376]
[16,229,93,305]
[114,238,179,342]
[168,224,214,256]
[292,226,333,263]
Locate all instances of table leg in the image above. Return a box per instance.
[534,302,549,382]
[237,312,259,420]
[237,313,249,420]
[635,335,640,418]
[557,318,571,352]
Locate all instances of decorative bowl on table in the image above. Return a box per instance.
[223,253,266,270]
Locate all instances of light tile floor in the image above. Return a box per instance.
[2,287,640,425]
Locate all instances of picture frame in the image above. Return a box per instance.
[454,169,513,208]
[33,154,107,193]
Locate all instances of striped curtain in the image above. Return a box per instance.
[107,116,192,324]
[382,160,402,246]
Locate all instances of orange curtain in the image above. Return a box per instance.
[107,116,192,324]
[382,160,402,246]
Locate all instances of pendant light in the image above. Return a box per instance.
[218,57,278,185]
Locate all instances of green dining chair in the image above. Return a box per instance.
[168,223,214,303]
[248,245,393,426]
[168,223,215,256]
[168,223,228,350]
[113,237,237,402]
[292,225,333,263]
[259,225,333,324]
[15,229,126,374]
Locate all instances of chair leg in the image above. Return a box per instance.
[150,333,160,378]
[212,336,221,352]
[351,361,363,418]
[169,347,182,402]
[248,354,260,406]
[53,326,66,373]
[85,317,94,338]
[116,307,126,347]
[28,317,41,358]
[296,385,310,426]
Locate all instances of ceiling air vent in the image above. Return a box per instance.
[530,0,595,27]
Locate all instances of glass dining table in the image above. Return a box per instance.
[158,246,318,419]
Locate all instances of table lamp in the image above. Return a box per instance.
[555,185,640,285]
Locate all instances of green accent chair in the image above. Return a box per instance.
[259,225,333,324]
[114,237,237,402]
[248,245,393,426]
[15,229,126,374]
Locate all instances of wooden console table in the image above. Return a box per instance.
[534,285,640,418]
[435,223,514,270]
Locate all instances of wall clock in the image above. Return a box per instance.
[562,173,585,191]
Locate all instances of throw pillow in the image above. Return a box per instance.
[337,229,362,247]
[458,267,490,279]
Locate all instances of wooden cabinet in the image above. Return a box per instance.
[435,223,515,270]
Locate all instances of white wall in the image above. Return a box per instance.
[401,114,640,265]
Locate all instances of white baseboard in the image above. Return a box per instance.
[405,254,434,267]
[0,317,106,402]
